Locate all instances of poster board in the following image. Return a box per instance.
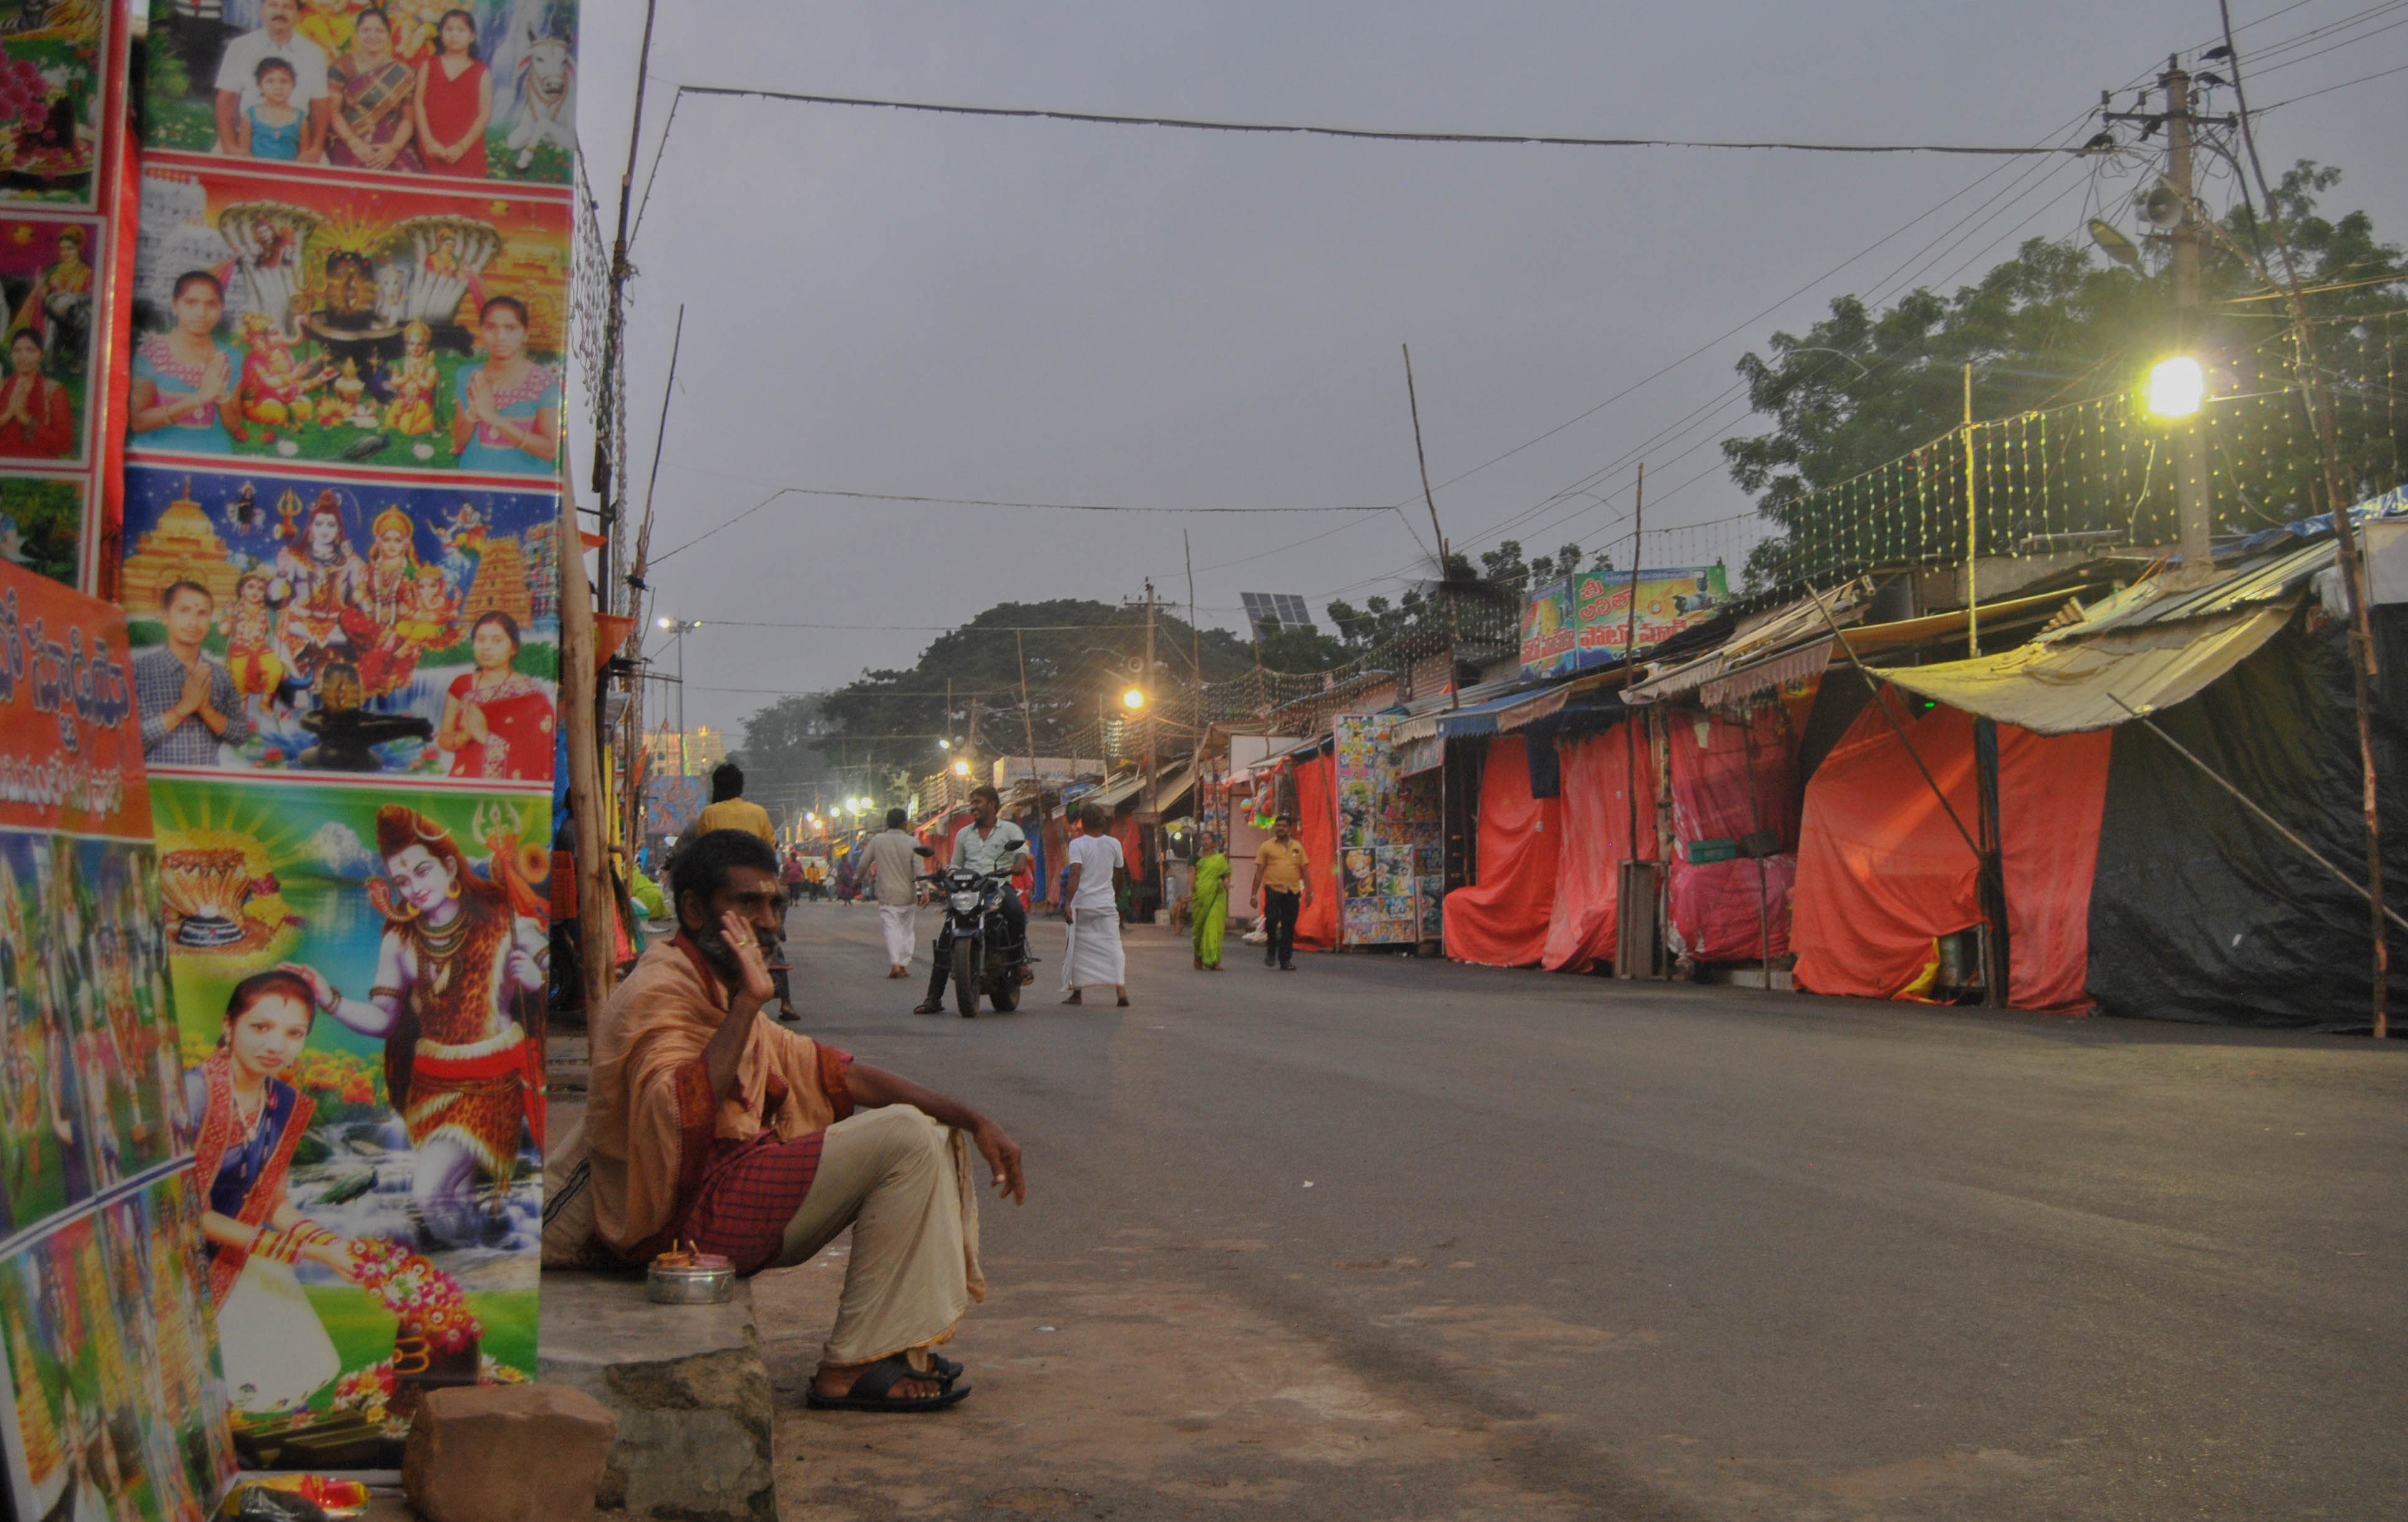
[1520,564,1731,680]
[1333,713,1441,947]
[0,562,237,1522]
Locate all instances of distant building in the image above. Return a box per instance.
[643,725,725,777]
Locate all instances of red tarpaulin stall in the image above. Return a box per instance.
[1790,692,2110,1011]
[1665,706,1800,963]
[1294,752,1340,950]
[1541,725,1657,973]
[1443,735,1563,966]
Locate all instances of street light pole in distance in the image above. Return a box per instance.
[655,616,702,776]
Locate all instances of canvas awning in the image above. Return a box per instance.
[1389,690,1542,745]
[1879,600,2297,734]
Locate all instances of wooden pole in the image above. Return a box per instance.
[1402,344,1463,709]
[1623,461,1646,870]
[1015,629,1039,786]
[559,486,618,1013]
[1964,364,1980,657]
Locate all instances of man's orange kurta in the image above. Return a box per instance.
[585,936,850,1258]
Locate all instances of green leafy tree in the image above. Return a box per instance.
[1726,161,2407,587]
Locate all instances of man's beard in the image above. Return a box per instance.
[692,924,752,984]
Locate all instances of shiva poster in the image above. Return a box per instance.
[0,0,108,206]
[150,773,547,1460]
[127,164,570,478]
[0,215,101,465]
[141,0,577,185]
[119,463,560,780]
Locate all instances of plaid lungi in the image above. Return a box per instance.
[681,1130,830,1274]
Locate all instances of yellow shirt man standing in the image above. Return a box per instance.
[1248,814,1313,972]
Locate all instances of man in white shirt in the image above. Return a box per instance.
[1058,803,1128,1006]
[914,786,1032,1014]
[863,809,924,979]
[213,0,328,158]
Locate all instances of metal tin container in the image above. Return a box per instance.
[646,1260,736,1305]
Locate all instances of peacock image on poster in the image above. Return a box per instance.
[149,772,547,1467]
[119,462,560,780]
[141,0,577,185]
[126,164,568,478]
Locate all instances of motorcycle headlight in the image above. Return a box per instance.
[950,892,979,912]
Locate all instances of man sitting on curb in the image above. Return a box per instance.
[545,829,1026,1411]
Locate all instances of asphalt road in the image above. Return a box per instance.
[757,902,2406,1521]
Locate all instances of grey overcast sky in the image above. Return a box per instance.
[568,0,2407,742]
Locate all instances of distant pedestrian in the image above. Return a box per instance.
[1190,832,1228,972]
[1060,804,1128,1006]
[1249,813,1312,971]
[864,808,922,979]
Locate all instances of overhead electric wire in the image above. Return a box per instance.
[2259,55,2408,107]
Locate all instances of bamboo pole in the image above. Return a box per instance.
[560,485,618,1013]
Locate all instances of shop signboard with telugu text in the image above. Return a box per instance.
[1519,564,1731,680]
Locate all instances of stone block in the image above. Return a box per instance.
[400,1383,617,1522]
[537,1270,776,1522]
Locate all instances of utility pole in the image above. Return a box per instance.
[1403,344,1464,708]
[1015,629,1039,787]
[1143,577,1158,820]
[1965,364,1980,656]
[1623,462,1645,851]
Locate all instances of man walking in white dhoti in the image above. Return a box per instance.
[1060,803,1129,1007]
[863,809,922,979]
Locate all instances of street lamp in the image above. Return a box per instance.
[654,617,703,776]
[952,758,971,777]
[1121,687,1146,711]
[2145,355,2205,418]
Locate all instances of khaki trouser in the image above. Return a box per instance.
[775,1105,984,1365]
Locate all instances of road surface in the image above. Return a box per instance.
[752,903,2405,1521]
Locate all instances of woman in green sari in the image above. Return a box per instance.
[1190,832,1230,971]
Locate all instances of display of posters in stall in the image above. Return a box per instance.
[0,562,238,1522]
[1520,564,1731,680]
[1333,714,1442,947]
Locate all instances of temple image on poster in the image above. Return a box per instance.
[127,167,568,475]
[0,833,187,1238]
[0,473,81,587]
[119,464,559,777]
[0,1,104,206]
[141,0,575,184]
[0,216,97,461]
[150,776,543,1448]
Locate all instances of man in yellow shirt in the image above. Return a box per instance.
[1248,814,1313,972]
[693,761,777,842]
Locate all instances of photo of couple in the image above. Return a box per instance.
[144,0,576,184]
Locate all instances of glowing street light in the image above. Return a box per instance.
[1121,687,1147,711]
[952,759,971,777]
[2146,356,2206,419]
[938,738,951,749]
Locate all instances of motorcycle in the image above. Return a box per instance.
[916,848,1027,1017]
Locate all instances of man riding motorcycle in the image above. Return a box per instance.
[914,784,1034,1014]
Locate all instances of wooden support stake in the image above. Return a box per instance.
[560,486,618,1013]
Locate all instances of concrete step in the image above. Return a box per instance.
[536,1271,775,1522]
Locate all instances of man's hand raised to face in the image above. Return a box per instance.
[718,907,777,1021]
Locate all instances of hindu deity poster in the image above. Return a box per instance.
[1333,714,1441,947]
[119,463,560,779]
[126,164,570,479]
[141,0,578,186]
[0,0,108,207]
[0,215,101,466]
[149,771,547,1465]
[0,561,236,1521]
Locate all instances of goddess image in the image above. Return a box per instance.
[384,320,438,435]
[345,504,422,697]
[224,569,285,720]
[187,970,371,1414]
[283,807,546,1245]
[7,225,94,373]
[435,611,552,781]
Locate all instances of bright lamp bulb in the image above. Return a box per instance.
[655,615,672,629]
[2146,356,2206,419]
[1122,687,1146,710]
[938,738,950,749]
[952,759,971,776]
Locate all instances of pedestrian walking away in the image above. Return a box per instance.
[680,762,795,1017]
[864,807,922,978]
[544,828,1026,1411]
[1060,802,1129,1006]
[1251,812,1312,970]
[915,784,1034,1014]
[1190,830,1229,972]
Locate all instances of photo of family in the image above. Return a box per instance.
[0,474,82,587]
[0,1179,236,1522]
[152,774,545,1459]
[128,165,569,475]
[0,0,104,206]
[0,217,96,462]
[0,831,187,1243]
[142,0,575,184]
[119,465,560,778]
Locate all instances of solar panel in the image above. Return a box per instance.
[1241,592,1316,639]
